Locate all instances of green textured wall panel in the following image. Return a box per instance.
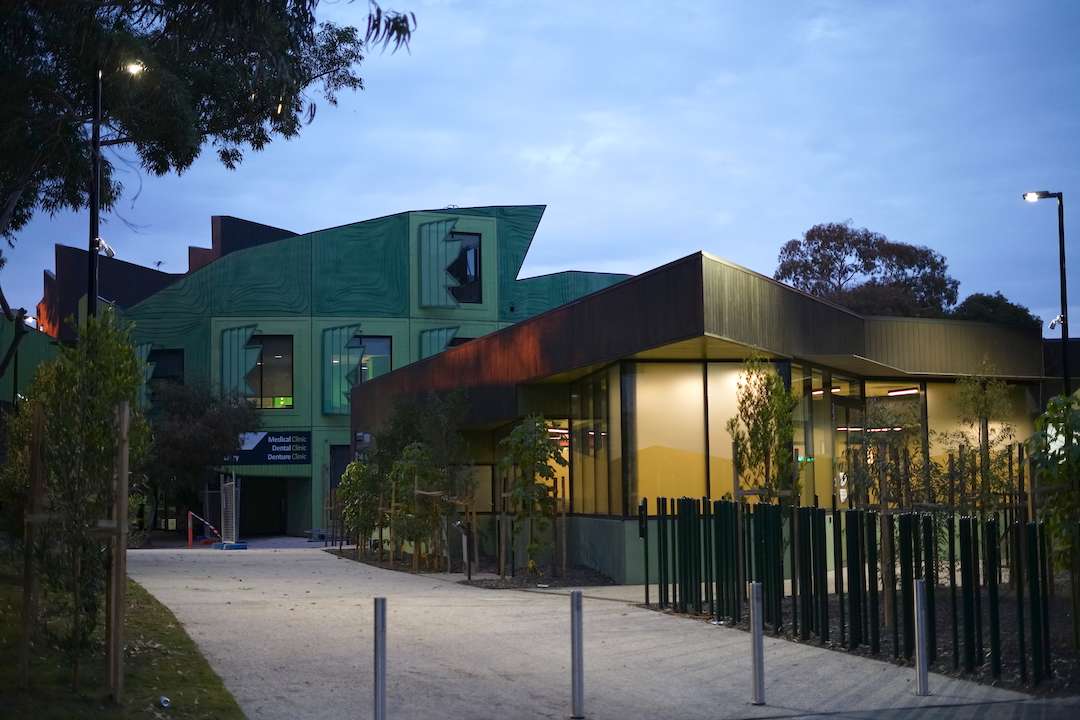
[214,235,311,316]
[0,317,58,402]
[503,271,630,323]
[418,218,459,308]
[419,326,458,359]
[311,215,409,316]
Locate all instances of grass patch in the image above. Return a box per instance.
[0,557,244,719]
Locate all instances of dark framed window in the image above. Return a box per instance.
[347,335,392,383]
[148,348,184,384]
[245,335,294,409]
[447,231,482,303]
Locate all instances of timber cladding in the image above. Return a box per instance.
[351,254,706,431]
[701,254,865,357]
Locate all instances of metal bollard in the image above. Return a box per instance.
[571,590,585,719]
[751,581,765,705]
[374,597,387,720]
[914,580,929,696]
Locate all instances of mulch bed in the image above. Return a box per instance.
[324,548,455,574]
[641,574,1078,697]
[463,564,616,590]
[323,548,616,589]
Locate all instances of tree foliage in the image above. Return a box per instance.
[339,391,473,569]
[726,357,797,501]
[498,414,566,573]
[0,0,415,256]
[775,221,960,317]
[1028,395,1080,570]
[338,458,384,552]
[144,381,257,507]
[0,309,148,688]
[951,292,1042,331]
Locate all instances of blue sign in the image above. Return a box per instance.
[224,431,311,465]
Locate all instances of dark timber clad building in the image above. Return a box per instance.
[350,251,1044,583]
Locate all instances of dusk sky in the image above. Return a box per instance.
[5,0,1080,331]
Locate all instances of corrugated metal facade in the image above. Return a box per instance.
[701,254,864,358]
[419,326,459,359]
[321,324,363,414]
[220,325,259,396]
[863,317,1043,377]
[418,218,459,308]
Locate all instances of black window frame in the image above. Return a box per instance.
[246,335,294,410]
[447,231,482,304]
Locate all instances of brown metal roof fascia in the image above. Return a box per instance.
[351,253,706,432]
[701,254,865,358]
[862,316,1043,378]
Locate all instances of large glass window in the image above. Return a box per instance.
[864,380,926,506]
[570,371,609,514]
[351,336,392,383]
[147,348,184,402]
[926,381,1037,461]
[448,232,482,303]
[245,335,294,409]
[707,363,740,500]
[627,363,706,510]
[607,365,623,516]
[831,373,864,507]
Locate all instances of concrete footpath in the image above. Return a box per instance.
[128,548,1077,720]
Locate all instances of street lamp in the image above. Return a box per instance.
[87,61,144,318]
[1023,190,1069,395]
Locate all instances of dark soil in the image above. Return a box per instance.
[463,564,616,590]
[642,574,1079,697]
[323,548,458,574]
[324,548,616,589]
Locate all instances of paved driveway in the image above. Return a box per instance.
[128,548,1070,720]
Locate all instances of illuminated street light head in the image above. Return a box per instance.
[1023,191,1052,202]
[124,61,145,76]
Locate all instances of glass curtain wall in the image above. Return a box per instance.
[570,371,610,514]
[831,373,864,508]
[864,381,926,507]
[626,362,707,510]
[707,363,740,499]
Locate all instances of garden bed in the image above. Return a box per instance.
[324,548,616,589]
[641,575,1078,697]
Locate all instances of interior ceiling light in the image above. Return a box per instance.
[887,387,920,397]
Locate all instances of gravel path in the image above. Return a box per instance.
[128,548,1074,720]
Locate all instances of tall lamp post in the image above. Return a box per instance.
[1024,190,1069,396]
[87,62,144,318]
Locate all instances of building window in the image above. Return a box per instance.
[348,335,392,383]
[148,348,184,384]
[626,362,707,511]
[447,232,482,304]
[245,335,294,409]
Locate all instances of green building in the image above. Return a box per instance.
[120,205,628,536]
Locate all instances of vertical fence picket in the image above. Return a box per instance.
[987,516,1001,679]
[867,510,880,655]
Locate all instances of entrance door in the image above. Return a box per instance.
[239,477,288,536]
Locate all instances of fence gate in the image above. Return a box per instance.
[220,473,238,544]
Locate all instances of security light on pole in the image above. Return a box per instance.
[1022,189,1069,395]
[87,60,145,319]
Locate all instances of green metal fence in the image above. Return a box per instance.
[640,494,1060,686]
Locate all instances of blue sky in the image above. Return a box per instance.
[5,0,1080,331]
